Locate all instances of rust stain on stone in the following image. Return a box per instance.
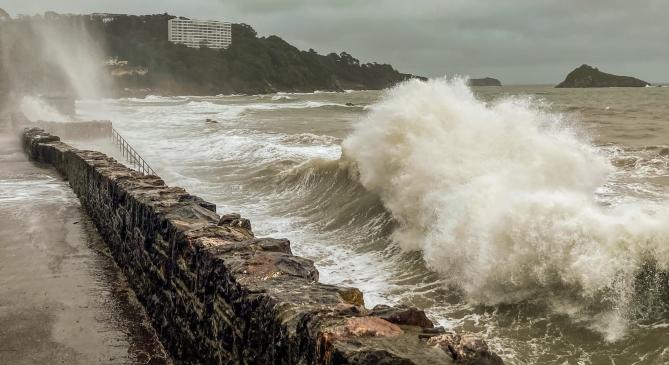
[328,316,403,340]
[243,254,284,281]
[197,237,232,248]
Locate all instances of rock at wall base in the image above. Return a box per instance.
[428,333,504,365]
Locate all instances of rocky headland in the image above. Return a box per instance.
[0,12,423,97]
[556,64,650,88]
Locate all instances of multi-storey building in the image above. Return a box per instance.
[168,18,232,49]
[90,13,123,23]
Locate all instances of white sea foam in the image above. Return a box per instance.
[121,95,187,103]
[280,133,340,146]
[343,77,669,341]
[216,93,247,97]
[20,96,69,122]
[183,99,343,112]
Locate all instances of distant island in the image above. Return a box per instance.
[468,77,502,86]
[0,12,424,97]
[556,64,650,88]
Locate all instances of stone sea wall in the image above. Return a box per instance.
[22,128,503,365]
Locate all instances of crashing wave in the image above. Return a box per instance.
[341,77,669,341]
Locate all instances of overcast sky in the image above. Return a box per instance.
[3,0,668,84]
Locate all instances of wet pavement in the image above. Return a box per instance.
[0,129,171,364]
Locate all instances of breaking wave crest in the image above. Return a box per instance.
[337,78,669,340]
[269,158,392,240]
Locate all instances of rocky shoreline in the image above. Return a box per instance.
[468,77,502,86]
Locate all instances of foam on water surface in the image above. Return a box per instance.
[76,82,669,364]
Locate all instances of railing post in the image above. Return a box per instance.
[110,127,155,176]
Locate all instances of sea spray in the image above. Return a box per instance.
[1,14,109,121]
[342,77,669,340]
[30,18,109,99]
[19,96,68,122]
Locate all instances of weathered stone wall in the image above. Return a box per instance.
[22,128,503,365]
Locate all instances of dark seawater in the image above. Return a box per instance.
[69,81,669,364]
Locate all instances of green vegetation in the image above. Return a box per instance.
[103,14,421,94]
[0,12,422,98]
[468,77,502,86]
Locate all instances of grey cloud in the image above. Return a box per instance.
[2,0,667,83]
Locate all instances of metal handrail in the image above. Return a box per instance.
[110,127,156,176]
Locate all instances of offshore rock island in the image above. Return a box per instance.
[556,64,650,88]
[467,77,502,86]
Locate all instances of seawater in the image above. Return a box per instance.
[75,79,669,364]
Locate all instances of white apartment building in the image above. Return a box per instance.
[168,18,232,49]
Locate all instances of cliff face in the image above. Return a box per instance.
[468,77,501,86]
[556,64,650,88]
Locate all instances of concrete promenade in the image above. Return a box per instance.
[0,129,171,364]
